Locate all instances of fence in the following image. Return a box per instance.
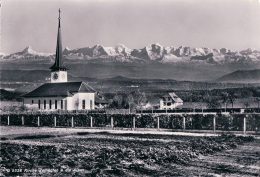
[1,113,259,134]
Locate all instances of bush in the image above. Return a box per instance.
[40,114,55,127]
[136,115,157,128]
[187,115,213,130]
[244,115,259,131]
[10,114,23,125]
[24,114,38,126]
[0,115,8,125]
[92,114,110,127]
[74,114,91,127]
[113,114,133,128]
[159,115,183,129]
[56,114,73,127]
[216,115,233,131]
[0,113,259,132]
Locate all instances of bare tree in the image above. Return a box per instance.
[136,91,147,109]
[244,102,250,109]
[221,92,229,111]
[256,97,260,111]
[228,92,236,109]
[221,92,237,110]
[127,94,135,110]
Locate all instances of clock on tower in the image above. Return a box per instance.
[52,73,59,80]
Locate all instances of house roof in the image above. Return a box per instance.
[22,82,95,98]
[161,92,183,103]
[95,96,109,104]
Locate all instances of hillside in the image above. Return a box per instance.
[0,70,50,82]
[217,69,260,83]
[0,89,18,100]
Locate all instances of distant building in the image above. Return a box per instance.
[22,10,96,111]
[95,95,109,109]
[159,92,183,109]
[143,92,183,110]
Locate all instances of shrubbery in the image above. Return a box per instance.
[113,114,133,128]
[0,113,259,131]
[159,115,183,129]
[136,115,157,128]
[92,114,110,127]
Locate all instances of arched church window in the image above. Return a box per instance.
[55,100,57,109]
[38,100,41,109]
[90,100,93,110]
[49,100,52,109]
[44,100,46,109]
[82,100,85,109]
[61,100,63,110]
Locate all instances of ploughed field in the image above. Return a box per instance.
[0,132,259,176]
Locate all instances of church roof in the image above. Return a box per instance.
[161,92,183,103]
[22,82,95,98]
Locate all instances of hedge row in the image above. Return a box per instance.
[0,114,259,131]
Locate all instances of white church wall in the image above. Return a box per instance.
[66,97,74,111]
[24,98,39,110]
[24,97,69,111]
[71,93,95,110]
[24,93,95,111]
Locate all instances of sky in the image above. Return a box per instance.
[1,0,260,54]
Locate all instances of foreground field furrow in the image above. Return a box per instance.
[0,132,258,177]
[187,141,260,176]
[190,160,260,176]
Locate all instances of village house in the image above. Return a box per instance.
[22,10,98,111]
[95,94,109,109]
[159,92,183,109]
[143,92,183,110]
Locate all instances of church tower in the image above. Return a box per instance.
[50,9,68,83]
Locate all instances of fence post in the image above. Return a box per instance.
[71,116,74,128]
[243,116,247,135]
[183,116,186,130]
[54,116,57,127]
[213,116,216,133]
[111,116,114,128]
[22,116,24,126]
[37,116,40,127]
[157,116,160,129]
[133,116,136,130]
[90,116,93,128]
[7,116,10,126]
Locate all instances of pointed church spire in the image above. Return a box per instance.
[58,8,61,28]
[50,9,67,71]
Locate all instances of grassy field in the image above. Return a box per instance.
[0,128,259,177]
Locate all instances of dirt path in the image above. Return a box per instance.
[0,126,220,137]
[182,139,260,176]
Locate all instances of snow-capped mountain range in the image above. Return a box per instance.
[1,46,52,60]
[1,44,260,65]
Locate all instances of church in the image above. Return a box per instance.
[22,10,97,111]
